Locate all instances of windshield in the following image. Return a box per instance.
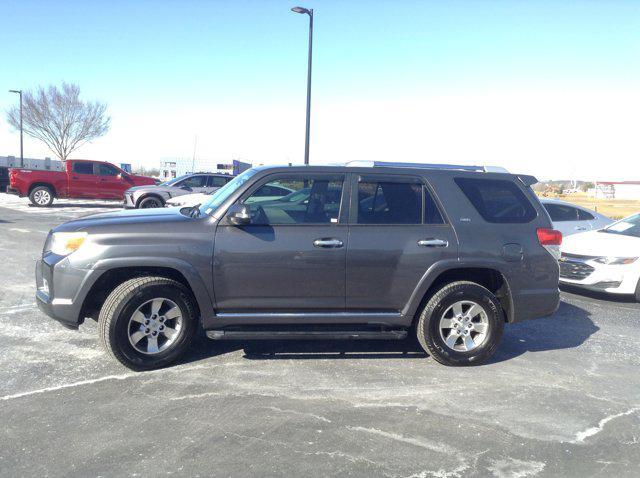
[198,168,258,215]
[159,174,187,186]
[602,213,640,238]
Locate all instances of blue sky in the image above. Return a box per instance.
[1,0,639,179]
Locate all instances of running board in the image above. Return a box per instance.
[206,329,408,341]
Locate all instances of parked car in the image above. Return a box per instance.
[559,213,640,301]
[123,172,233,209]
[165,184,294,208]
[36,163,561,370]
[8,160,155,207]
[540,198,612,236]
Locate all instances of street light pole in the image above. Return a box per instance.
[9,90,24,167]
[291,6,313,165]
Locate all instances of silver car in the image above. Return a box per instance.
[123,172,233,208]
[541,198,612,236]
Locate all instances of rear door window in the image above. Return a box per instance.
[544,203,579,221]
[577,208,595,221]
[208,176,229,187]
[357,178,445,225]
[72,162,94,175]
[455,178,536,223]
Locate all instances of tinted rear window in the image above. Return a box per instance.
[455,178,536,223]
[72,162,94,175]
[544,203,578,221]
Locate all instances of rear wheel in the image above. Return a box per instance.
[416,281,504,366]
[635,279,640,303]
[29,186,54,207]
[138,196,164,208]
[98,276,197,370]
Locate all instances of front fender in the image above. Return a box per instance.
[92,257,215,320]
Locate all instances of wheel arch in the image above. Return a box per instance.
[405,264,514,324]
[136,193,165,208]
[29,182,57,197]
[79,262,213,324]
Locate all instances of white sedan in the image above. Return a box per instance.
[540,198,612,236]
[165,192,212,208]
[559,213,640,301]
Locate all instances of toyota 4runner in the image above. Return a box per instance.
[36,162,561,370]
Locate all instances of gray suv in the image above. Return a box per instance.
[123,172,233,208]
[36,163,561,370]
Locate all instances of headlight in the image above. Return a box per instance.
[593,256,638,265]
[50,232,88,256]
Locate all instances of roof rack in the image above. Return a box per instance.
[345,160,509,173]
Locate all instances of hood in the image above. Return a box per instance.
[125,184,171,194]
[129,174,156,184]
[53,207,194,233]
[166,192,211,206]
[561,229,640,258]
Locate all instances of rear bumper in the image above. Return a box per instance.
[7,187,21,196]
[511,288,560,322]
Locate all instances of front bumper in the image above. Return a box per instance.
[559,257,639,295]
[123,192,136,209]
[35,254,101,328]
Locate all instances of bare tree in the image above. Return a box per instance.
[6,83,110,161]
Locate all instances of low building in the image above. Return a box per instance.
[159,158,251,180]
[590,181,640,200]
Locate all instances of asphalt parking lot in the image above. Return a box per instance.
[0,193,638,478]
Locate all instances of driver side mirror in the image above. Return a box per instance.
[227,204,251,226]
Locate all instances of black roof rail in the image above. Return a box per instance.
[344,161,508,173]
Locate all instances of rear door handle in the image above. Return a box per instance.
[418,238,449,247]
[313,238,343,249]
[575,226,587,231]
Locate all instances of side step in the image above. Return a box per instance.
[206,329,408,341]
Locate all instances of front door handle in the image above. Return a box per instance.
[418,238,449,247]
[313,238,344,249]
[575,226,587,231]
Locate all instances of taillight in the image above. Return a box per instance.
[537,228,562,246]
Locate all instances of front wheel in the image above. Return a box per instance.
[98,276,197,370]
[416,281,505,366]
[29,186,54,207]
[138,196,164,208]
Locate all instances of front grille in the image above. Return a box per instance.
[559,260,594,280]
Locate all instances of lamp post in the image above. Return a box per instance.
[291,6,313,165]
[9,89,24,167]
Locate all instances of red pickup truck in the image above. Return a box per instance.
[8,159,156,207]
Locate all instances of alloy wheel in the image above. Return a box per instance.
[438,300,489,352]
[127,298,183,354]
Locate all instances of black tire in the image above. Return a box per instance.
[635,279,640,303]
[416,281,505,366]
[29,185,54,207]
[138,195,164,208]
[98,276,197,370]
